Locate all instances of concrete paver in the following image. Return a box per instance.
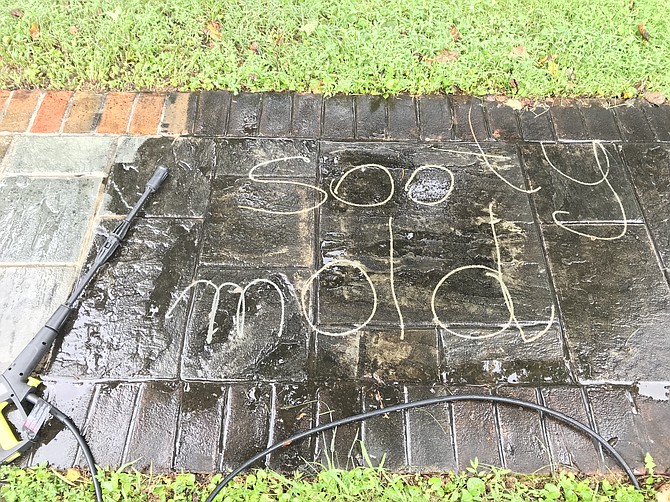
[5,136,116,174]
[0,177,100,262]
[0,91,669,479]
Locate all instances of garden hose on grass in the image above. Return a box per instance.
[32,395,103,502]
[205,394,640,502]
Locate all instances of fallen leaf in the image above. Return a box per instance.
[449,24,461,42]
[249,41,260,54]
[65,468,81,482]
[509,45,527,57]
[537,53,557,67]
[622,89,636,100]
[10,9,23,18]
[505,98,523,110]
[547,60,559,78]
[644,91,666,105]
[68,26,80,35]
[299,20,318,36]
[29,22,39,40]
[105,7,121,22]
[638,22,650,42]
[433,48,458,63]
[509,78,519,90]
[204,20,222,42]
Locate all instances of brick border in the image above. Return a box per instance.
[0,91,668,143]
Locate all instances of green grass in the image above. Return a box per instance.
[0,460,666,502]
[0,0,668,96]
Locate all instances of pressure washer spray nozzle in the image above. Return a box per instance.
[146,165,169,192]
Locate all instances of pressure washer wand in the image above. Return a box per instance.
[0,165,168,466]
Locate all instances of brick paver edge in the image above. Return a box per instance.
[0,90,668,142]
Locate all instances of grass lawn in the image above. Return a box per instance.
[1,461,667,502]
[0,0,668,97]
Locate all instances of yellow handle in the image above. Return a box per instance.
[0,401,21,462]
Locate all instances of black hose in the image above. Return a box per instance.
[205,394,640,502]
[48,401,103,502]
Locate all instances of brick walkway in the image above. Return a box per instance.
[0,90,669,476]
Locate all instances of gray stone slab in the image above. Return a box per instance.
[259,93,292,138]
[519,106,554,142]
[361,384,407,469]
[387,96,419,140]
[521,142,642,224]
[643,104,670,142]
[355,95,386,140]
[451,386,501,470]
[418,95,453,141]
[193,91,231,136]
[215,138,317,178]
[173,383,227,472]
[227,92,261,137]
[542,225,670,382]
[314,332,360,380]
[550,104,588,141]
[0,137,12,167]
[29,381,95,468]
[634,394,670,473]
[220,383,273,470]
[359,330,439,384]
[124,381,180,470]
[496,386,551,472]
[103,137,216,218]
[77,383,140,468]
[485,101,521,142]
[315,381,363,469]
[586,386,647,472]
[46,218,201,380]
[114,136,149,163]
[316,177,553,332]
[451,96,488,142]
[579,101,621,141]
[614,104,655,142]
[320,141,533,223]
[181,267,309,382]
[5,136,116,174]
[0,267,76,372]
[404,385,457,471]
[540,386,602,472]
[291,94,322,138]
[622,144,670,273]
[201,177,315,267]
[323,96,354,140]
[440,328,569,385]
[268,383,316,470]
[0,177,100,262]
[317,141,544,332]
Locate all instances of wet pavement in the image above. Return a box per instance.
[0,93,669,475]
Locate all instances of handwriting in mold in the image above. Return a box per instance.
[166,147,561,343]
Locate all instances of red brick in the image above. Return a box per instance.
[0,90,10,115]
[97,93,136,134]
[128,93,164,135]
[160,92,194,135]
[0,90,41,132]
[31,91,73,133]
[63,92,104,133]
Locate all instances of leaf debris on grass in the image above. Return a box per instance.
[0,0,668,97]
